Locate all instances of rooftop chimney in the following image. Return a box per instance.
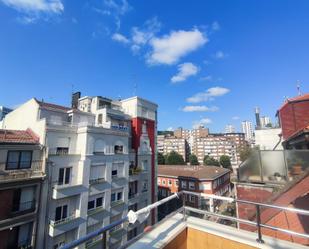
[72,92,81,109]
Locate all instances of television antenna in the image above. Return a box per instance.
[296,80,302,96]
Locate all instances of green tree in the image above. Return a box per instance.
[239,146,252,162]
[203,155,220,166]
[157,152,165,165]
[165,151,185,165]
[189,154,199,165]
[220,155,232,169]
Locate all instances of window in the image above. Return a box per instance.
[111,191,122,203]
[114,145,123,154]
[175,180,179,187]
[88,196,104,211]
[168,180,172,186]
[98,114,103,124]
[189,182,195,190]
[112,169,118,177]
[189,195,195,203]
[58,167,71,185]
[157,179,161,185]
[56,147,69,155]
[6,151,32,170]
[111,193,116,202]
[117,192,122,200]
[142,181,148,192]
[55,205,68,222]
[181,181,187,189]
[162,180,166,185]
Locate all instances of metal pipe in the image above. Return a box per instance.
[255,204,264,243]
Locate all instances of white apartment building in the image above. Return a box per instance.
[193,135,238,166]
[163,137,187,162]
[260,116,272,128]
[1,95,157,249]
[241,121,254,142]
[157,135,165,154]
[225,124,236,133]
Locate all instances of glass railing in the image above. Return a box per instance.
[238,150,309,183]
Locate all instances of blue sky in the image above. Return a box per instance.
[0,0,309,132]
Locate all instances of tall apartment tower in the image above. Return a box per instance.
[241,121,254,142]
[1,94,157,249]
[255,107,261,129]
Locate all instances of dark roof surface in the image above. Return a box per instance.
[35,99,71,112]
[158,165,230,180]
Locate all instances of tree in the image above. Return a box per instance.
[203,155,220,166]
[239,147,252,162]
[189,154,199,165]
[220,155,232,169]
[165,151,185,165]
[158,152,165,165]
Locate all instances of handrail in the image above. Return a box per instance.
[60,191,309,249]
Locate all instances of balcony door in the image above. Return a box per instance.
[58,167,71,185]
[55,205,68,222]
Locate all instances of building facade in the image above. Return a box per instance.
[157,165,230,212]
[1,94,157,249]
[255,128,283,150]
[225,124,236,133]
[0,129,45,249]
[162,137,188,162]
[241,121,254,142]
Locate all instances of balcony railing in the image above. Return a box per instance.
[129,167,143,176]
[89,177,106,185]
[50,214,76,226]
[238,150,309,184]
[0,160,43,181]
[59,190,309,249]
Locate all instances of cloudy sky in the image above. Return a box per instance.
[0,0,309,132]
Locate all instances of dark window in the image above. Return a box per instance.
[58,167,71,185]
[112,170,117,176]
[55,205,67,221]
[56,147,69,155]
[88,200,95,210]
[111,193,116,202]
[114,145,123,154]
[96,197,103,207]
[98,114,103,124]
[117,192,122,201]
[12,188,21,212]
[6,151,32,170]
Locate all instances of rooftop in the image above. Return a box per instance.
[0,128,39,144]
[35,98,71,112]
[158,165,230,180]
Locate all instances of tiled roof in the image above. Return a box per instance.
[278,93,309,110]
[0,129,39,144]
[35,99,71,112]
[158,165,230,180]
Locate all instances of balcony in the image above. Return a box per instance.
[0,160,44,183]
[59,191,309,249]
[52,182,86,199]
[89,177,106,185]
[49,214,83,237]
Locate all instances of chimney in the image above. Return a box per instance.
[71,92,81,109]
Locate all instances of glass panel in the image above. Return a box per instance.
[261,151,286,182]
[111,193,116,202]
[285,150,309,181]
[65,168,71,184]
[55,206,62,221]
[6,151,19,169]
[96,197,103,207]
[117,192,122,200]
[238,150,262,182]
[20,151,32,169]
[88,200,95,210]
[62,205,68,219]
[58,168,64,185]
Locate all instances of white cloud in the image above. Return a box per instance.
[112,33,129,44]
[167,127,174,131]
[212,21,220,31]
[130,16,161,52]
[1,0,64,14]
[182,105,219,112]
[171,62,199,83]
[103,0,131,15]
[187,86,230,103]
[193,118,212,128]
[214,50,226,59]
[232,116,240,120]
[199,75,212,81]
[147,28,207,65]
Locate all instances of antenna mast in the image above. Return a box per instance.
[296,80,302,96]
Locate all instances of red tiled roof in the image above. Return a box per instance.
[35,99,71,112]
[158,165,230,180]
[0,129,39,144]
[278,93,309,110]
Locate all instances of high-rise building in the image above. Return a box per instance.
[163,137,188,162]
[1,94,157,249]
[241,121,254,142]
[0,106,12,121]
[225,124,236,133]
[260,116,272,128]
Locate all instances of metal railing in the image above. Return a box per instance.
[60,191,309,249]
[50,214,77,226]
